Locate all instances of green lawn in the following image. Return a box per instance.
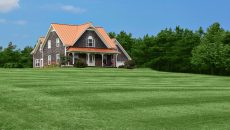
[1,68,230,130]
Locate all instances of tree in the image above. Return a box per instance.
[191,23,230,75]
[0,43,33,68]
[116,31,134,55]
[131,35,156,67]
[108,32,116,39]
[20,46,33,68]
[148,27,201,72]
[0,42,21,68]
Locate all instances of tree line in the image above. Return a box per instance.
[0,42,33,68]
[0,22,230,75]
[109,22,230,75]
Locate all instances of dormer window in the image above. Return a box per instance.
[87,36,95,47]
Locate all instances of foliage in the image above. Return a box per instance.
[43,62,60,68]
[109,23,230,75]
[20,46,33,68]
[118,65,125,68]
[112,31,135,55]
[3,63,23,68]
[191,23,230,75]
[124,60,136,69]
[60,55,71,65]
[0,42,32,68]
[74,59,87,68]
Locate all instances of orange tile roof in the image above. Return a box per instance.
[96,27,117,49]
[67,47,119,54]
[51,23,91,46]
[51,22,117,49]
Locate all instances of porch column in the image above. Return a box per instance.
[72,52,75,65]
[87,53,90,65]
[101,54,104,67]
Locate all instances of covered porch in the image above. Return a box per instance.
[67,48,119,67]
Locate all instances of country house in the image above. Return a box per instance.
[31,22,131,68]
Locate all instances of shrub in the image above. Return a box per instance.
[118,65,125,68]
[3,63,23,68]
[124,60,136,69]
[60,55,71,65]
[74,59,87,68]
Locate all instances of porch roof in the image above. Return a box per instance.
[67,47,120,54]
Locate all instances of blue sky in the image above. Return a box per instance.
[0,0,230,48]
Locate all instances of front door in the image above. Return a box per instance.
[88,54,95,66]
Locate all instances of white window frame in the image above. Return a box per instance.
[56,38,60,47]
[35,59,40,67]
[87,36,95,47]
[48,40,51,49]
[48,55,51,65]
[56,54,60,64]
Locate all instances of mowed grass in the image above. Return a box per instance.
[1,68,230,130]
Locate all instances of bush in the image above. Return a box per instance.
[60,55,71,65]
[118,65,125,68]
[3,63,23,68]
[124,60,136,69]
[74,59,87,68]
[45,63,59,68]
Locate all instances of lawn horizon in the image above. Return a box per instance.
[1,68,230,130]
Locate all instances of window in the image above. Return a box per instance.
[87,36,95,47]
[56,38,60,47]
[56,54,60,64]
[35,59,40,67]
[48,55,51,65]
[48,40,51,49]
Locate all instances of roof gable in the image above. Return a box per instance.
[112,38,132,60]
[95,27,116,49]
[73,30,108,48]
[72,25,111,48]
[31,37,45,54]
[51,23,91,47]
[49,22,117,49]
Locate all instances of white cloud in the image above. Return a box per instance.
[60,5,86,14]
[0,0,20,13]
